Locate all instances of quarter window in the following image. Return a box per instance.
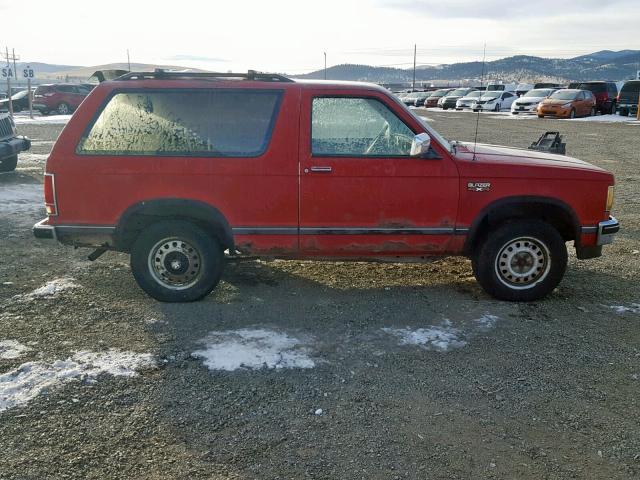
[78,90,282,156]
[311,97,414,157]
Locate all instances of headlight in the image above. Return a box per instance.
[606,186,615,212]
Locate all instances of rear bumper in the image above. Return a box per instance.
[0,136,30,160]
[33,218,116,248]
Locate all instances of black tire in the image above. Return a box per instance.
[130,220,224,302]
[57,102,71,115]
[472,220,567,301]
[569,108,576,119]
[494,103,500,112]
[619,107,629,117]
[590,107,596,117]
[609,102,616,115]
[0,155,18,172]
[39,110,49,116]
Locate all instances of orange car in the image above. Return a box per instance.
[537,89,597,119]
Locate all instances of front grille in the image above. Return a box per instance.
[0,116,13,140]
[517,102,533,107]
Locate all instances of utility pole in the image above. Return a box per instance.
[412,44,416,91]
[324,52,327,80]
[127,49,131,72]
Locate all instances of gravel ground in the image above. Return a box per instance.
[0,111,638,479]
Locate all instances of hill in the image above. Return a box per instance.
[294,50,640,84]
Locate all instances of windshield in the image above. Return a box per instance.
[447,88,468,96]
[393,96,451,152]
[405,92,420,99]
[550,90,578,100]
[481,92,501,99]
[11,90,29,100]
[523,89,553,98]
[431,90,449,97]
[464,91,482,99]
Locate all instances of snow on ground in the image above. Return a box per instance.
[610,303,640,314]
[0,340,31,360]
[0,349,156,413]
[382,320,467,352]
[192,328,316,371]
[0,184,43,213]
[570,114,640,124]
[12,113,71,125]
[27,278,78,299]
[383,314,500,352]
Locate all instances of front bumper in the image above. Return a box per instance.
[0,135,31,160]
[597,216,619,246]
[511,104,538,114]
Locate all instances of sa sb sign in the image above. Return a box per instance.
[1,67,14,78]
[23,66,35,79]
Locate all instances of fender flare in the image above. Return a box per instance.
[115,198,234,251]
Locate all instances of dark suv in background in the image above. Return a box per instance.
[616,80,639,117]
[574,81,618,114]
[33,84,92,115]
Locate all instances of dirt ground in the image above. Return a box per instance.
[0,111,638,480]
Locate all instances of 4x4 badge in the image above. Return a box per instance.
[468,182,491,192]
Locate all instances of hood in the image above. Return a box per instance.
[453,142,609,175]
[541,98,574,105]
[515,96,545,103]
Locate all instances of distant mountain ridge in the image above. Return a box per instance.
[294,50,640,84]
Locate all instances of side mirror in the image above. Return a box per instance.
[410,133,431,157]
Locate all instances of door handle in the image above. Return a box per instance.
[309,166,332,173]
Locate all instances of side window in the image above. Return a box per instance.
[57,85,74,93]
[78,89,282,156]
[311,97,415,157]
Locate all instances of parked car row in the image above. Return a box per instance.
[397,78,639,119]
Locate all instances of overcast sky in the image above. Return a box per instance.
[1,0,639,73]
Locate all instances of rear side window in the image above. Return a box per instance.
[78,89,282,157]
[35,86,53,95]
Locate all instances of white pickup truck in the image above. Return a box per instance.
[0,113,31,171]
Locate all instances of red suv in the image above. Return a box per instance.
[33,70,619,302]
[33,83,92,115]
[574,81,618,114]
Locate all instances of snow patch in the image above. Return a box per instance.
[0,184,43,213]
[0,340,31,360]
[192,328,315,371]
[610,303,640,314]
[569,114,640,124]
[22,278,78,300]
[0,349,155,412]
[12,114,71,125]
[383,314,500,352]
[382,321,467,352]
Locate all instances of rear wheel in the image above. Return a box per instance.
[130,220,224,302]
[472,220,567,301]
[0,155,17,172]
[56,102,70,115]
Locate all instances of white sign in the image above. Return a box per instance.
[22,66,35,79]
[1,67,14,78]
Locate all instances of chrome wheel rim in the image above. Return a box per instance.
[58,103,69,114]
[495,236,551,290]
[148,237,202,290]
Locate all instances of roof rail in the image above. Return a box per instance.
[116,69,293,83]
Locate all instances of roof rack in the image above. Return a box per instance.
[116,69,293,83]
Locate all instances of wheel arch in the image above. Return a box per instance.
[463,196,579,256]
[115,198,234,252]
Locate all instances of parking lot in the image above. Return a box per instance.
[0,110,639,479]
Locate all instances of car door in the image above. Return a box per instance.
[298,89,460,257]
[502,92,515,110]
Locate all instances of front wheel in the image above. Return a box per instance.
[130,220,224,302]
[0,155,17,172]
[494,103,500,112]
[569,108,576,119]
[472,220,567,301]
[590,107,597,116]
